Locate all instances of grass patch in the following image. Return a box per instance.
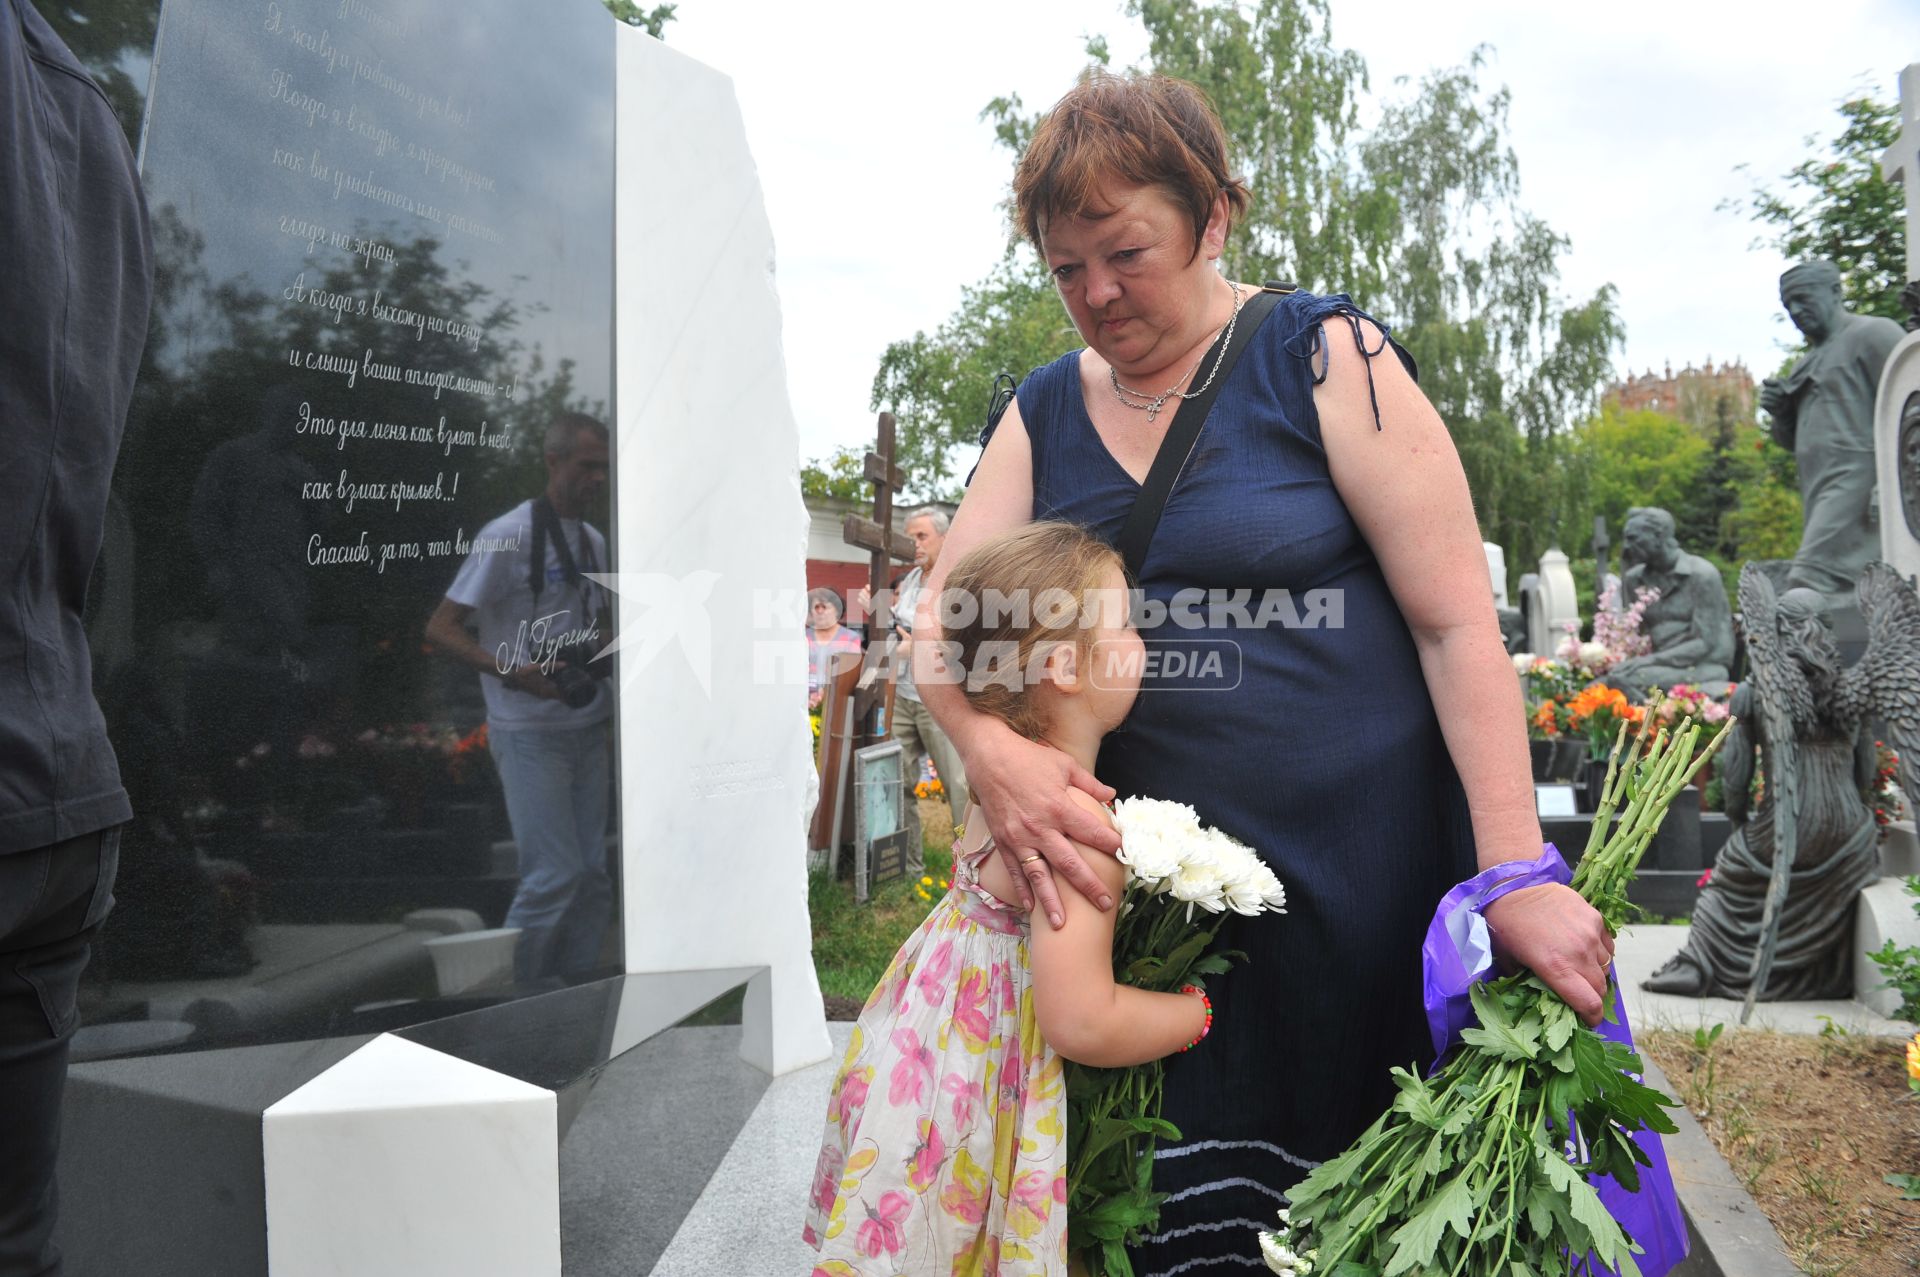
[810,798,957,1003]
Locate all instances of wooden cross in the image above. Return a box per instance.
[842,413,915,713]
[809,412,916,862]
[841,410,915,643]
[1883,63,1920,291]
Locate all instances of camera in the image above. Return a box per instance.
[549,647,611,709]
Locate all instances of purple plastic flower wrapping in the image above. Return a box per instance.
[1421,844,1688,1277]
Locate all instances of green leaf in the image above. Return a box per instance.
[1524,1181,1556,1240]
[1417,1129,1451,1182]
[1885,1172,1920,1199]
[1542,1000,1576,1053]
[1537,1147,1626,1267]
[1460,1017,1541,1062]
[1390,1068,1449,1129]
[1469,979,1515,1029]
[1381,1173,1473,1275]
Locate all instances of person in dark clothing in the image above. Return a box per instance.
[0,2,153,1272]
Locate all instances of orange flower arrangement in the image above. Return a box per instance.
[1566,684,1644,758]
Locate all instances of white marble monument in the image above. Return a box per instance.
[1877,62,1920,589]
[1525,548,1582,656]
[1484,541,1510,609]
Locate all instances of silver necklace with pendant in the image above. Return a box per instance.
[1107,279,1245,423]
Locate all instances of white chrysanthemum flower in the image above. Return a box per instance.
[1168,844,1228,915]
[1258,1229,1312,1274]
[1113,797,1200,887]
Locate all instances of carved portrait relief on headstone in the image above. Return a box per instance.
[1902,393,1920,541]
[1875,330,1920,588]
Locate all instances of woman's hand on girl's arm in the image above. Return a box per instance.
[967,728,1119,925]
[1023,794,1207,1068]
[914,396,1119,929]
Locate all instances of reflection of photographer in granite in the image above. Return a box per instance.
[425,413,615,982]
[1,3,151,1272]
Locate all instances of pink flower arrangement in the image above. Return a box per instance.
[1590,580,1660,665]
[1647,683,1732,729]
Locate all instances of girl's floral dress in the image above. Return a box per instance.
[803,832,1068,1275]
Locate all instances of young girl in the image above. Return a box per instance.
[802,522,1211,1275]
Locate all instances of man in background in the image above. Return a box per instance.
[1,2,153,1271]
[426,413,616,983]
[889,509,967,870]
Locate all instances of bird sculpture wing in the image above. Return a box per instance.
[1851,562,1920,811]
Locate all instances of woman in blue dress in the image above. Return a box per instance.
[912,71,1618,1275]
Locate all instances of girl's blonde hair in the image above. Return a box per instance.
[939,522,1124,740]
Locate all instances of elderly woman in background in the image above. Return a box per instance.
[804,587,862,710]
[914,71,1613,1272]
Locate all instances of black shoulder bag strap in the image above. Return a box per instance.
[1113,281,1292,579]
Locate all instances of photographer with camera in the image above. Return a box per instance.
[426,412,615,982]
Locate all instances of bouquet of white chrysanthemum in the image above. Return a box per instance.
[1069,798,1286,1277]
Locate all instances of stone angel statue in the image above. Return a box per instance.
[1643,562,1920,1005]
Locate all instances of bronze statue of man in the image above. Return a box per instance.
[1602,507,1734,696]
[1758,261,1904,594]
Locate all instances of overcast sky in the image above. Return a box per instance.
[666,0,1920,470]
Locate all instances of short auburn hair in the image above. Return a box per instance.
[1013,70,1251,258]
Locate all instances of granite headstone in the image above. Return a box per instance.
[65,0,617,1054]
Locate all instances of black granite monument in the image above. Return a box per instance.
[34,4,759,1272]
[58,0,618,1053]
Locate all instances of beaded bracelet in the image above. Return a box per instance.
[1178,984,1213,1052]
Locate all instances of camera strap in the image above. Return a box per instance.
[528,495,599,614]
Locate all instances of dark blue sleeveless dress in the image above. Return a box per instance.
[1007,290,1477,1275]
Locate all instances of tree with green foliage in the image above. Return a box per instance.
[602,0,676,38]
[800,445,870,504]
[1718,478,1804,566]
[1727,94,1906,323]
[864,0,1621,586]
[1575,407,1711,536]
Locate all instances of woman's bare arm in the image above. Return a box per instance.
[978,793,1205,1066]
[1315,320,1614,1024]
